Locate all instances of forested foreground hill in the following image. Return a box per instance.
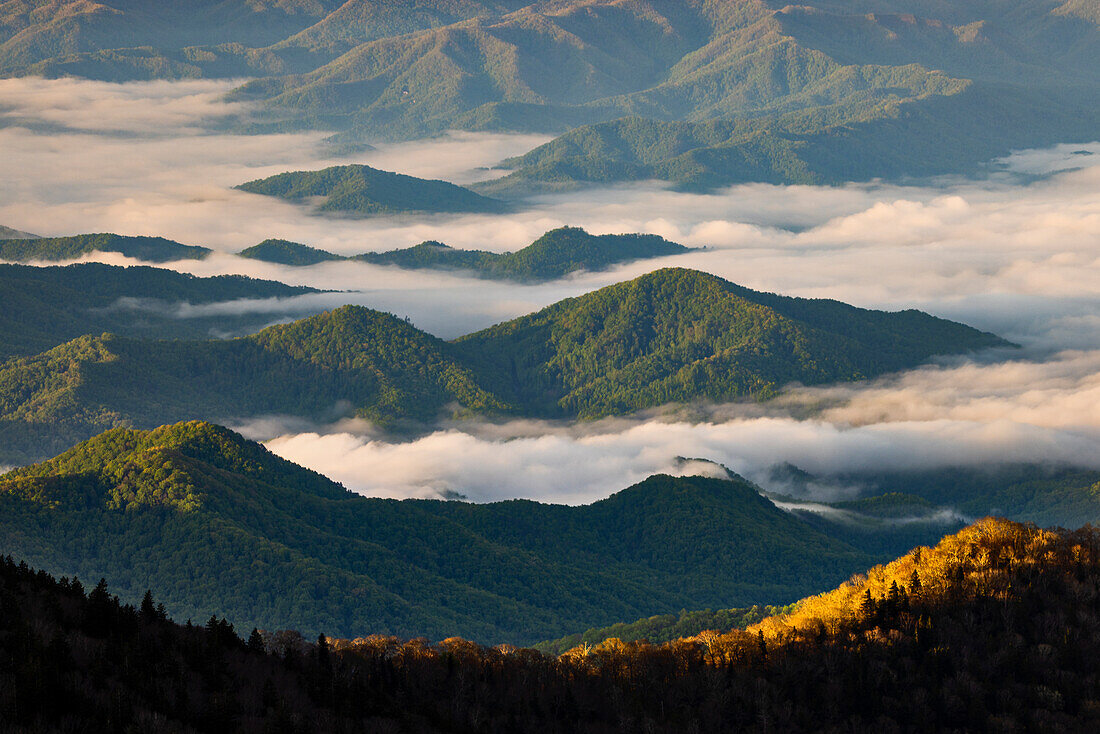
[0,421,877,643]
[0,268,1008,463]
[4,518,1100,732]
[240,226,693,281]
[0,263,320,360]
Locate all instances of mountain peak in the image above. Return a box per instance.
[0,420,351,512]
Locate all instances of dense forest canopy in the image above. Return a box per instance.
[0,233,212,263]
[4,517,1100,732]
[0,268,1008,463]
[0,1,1096,188]
[0,420,892,643]
[235,164,509,216]
[454,267,1009,418]
[0,262,320,361]
[242,226,693,281]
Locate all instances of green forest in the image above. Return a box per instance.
[0,268,1007,463]
[0,420,889,643]
[0,262,319,360]
[241,226,692,281]
[0,233,211,263]
[236,164,509,216]
[453,267,1008,418]
[4,518,1100,732]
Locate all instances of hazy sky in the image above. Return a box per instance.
[3,77,1099,503]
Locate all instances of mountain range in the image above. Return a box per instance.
[0,262,319,361]
[0,267,1007,463]
[0,225,692,281]
[0,233,211,263]
[0,420,875,643]
[2,0,1097,189]
[240,226,693,280]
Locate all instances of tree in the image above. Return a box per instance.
[140,589,156,621]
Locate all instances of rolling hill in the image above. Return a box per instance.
[0,305,503,464]
[0,420,873,643]
[240,226,692,281]
[0,268,1008,462]
[235,164,509,216]
[453,267,1010,418]
[2,1,1096,189]
[0,224,37,240]
[0,262,319,360]
[0,233,211,263]
[0,268,1009,463]
[238,238,342,266]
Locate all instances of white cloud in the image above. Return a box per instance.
[3,77,1100,502]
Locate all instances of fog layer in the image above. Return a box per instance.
[3,78,1098,503]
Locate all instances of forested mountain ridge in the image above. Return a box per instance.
[240,226,693,281]
[0,420,876,643]
[0,262,320,360]
[454,267,1009,418]
[0,223,37,239]
[0,268,1008,463]
[4,518,1100,732]
[2,1,1096,188]
[0,233,212,263]
[0,305,503,464]
[236,164,509,216]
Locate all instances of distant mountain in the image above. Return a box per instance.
[240,226,690,281]
[235,164,509,216]
[4,1,1096,187]
[454,267,1010,418]
[0,233,211,263]
[768,462,1100,530]
[478,88,1100,194]
[0,224,37,240]
[5,515,1100,731]
[0,268,1009,462]
[0,262,319,360]
[0,420,872,643]
[238,238,342,265]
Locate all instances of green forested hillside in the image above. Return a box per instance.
[239,226,691,280]
[0,233,211,263]
[2,1,1097,188]
[0,224,37,240]
[235,164,509,216]
[0,421,874,643]
[454,267,1009,418]
[0,268,1008,462]
[5,518,1100,732]
[772,463,1100,530]
[0,306,503,464]
[481,84,1100,194]
[238,238,342,265]
[0,262,318,360]
[356,226,691,280]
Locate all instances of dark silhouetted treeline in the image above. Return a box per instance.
[4,518,1100,732]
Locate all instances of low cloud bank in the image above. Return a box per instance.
[258,348,1100,504]
[3,78,1098,501]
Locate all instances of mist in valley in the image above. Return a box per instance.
[3,77,1099,504]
